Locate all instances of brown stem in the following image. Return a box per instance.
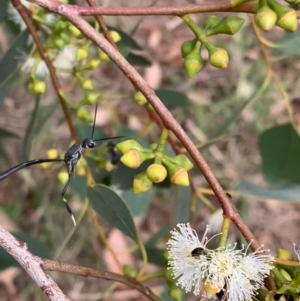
[43,259,162,301]
[11,0,79,143]
[28,1,258,16]
[28,0,261,252]
[84,0,117,49]
[78,3,258,16]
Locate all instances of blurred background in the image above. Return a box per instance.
[0,0,300,300]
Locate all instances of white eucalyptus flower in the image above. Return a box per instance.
[167,223,274,301]
[53,45,78,75]
[22,58,49,80]
[167,223,215,295]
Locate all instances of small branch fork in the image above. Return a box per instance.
[0,223,161,301]
[25,0,260,249]
[0,224,71,301]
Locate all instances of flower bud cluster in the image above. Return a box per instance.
[181,15,245,77]
[254,1,298,32]
[116,140,194,194]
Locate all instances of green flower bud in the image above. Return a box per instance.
[77,107,93,122]
[203,16,221,30]
[120,149,154,169]
[146,164,167,183]
[277,248,293,260]
[205,42,229,69]
[85,59,101,70]
[122,264,137,278]
[54,38,65,50]
[184,41,203,78]
[133,91,147,106]
[60,33,70,44]
[81,79,93,90]
[28,76,46,94]
[277,10,297,32]
[164,268,174,286]
[291,273,300,288]
[280,268,292,281]
[147,103,155,111]
[206,16,245,36]
[116,140,150,154]
[162,155,193,171]
[133,172,153,194]
[76,44,90,61]
[33,81,46,94]
[54,20,68,32]
[169,287,183,301]
[68,24,81,37]
[165,163,190,186]
[85,92,100,104]
[180,39,197,59]
[255,6,277,31]
[268,1,298,32]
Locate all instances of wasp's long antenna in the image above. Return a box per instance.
[91,103,98,140]
[0,158,63,181]
[93,135,124,142]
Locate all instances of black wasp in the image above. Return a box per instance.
[0,104,123,225]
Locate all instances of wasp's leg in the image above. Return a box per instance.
[61,176,76,226]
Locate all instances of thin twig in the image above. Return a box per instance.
[43,259,162,301]
[250,15,294,126]
[84,0,117,49]
[0,224,71,301]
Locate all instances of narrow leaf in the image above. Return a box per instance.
[155,89,190,107]
[237,181,300,202]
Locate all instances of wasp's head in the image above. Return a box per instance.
[82,138,96,149]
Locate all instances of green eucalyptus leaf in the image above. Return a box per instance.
[87,184,138,243]
[259,123,300,185]
[237,181,300,202]
[274,32,300,56]
[121,189,153,216]
[155,89,190,107]
[126,53,151,66]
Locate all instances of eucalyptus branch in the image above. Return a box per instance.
[29,1,258,16]
[0,224,71,301]
[43,259,162,301]
[25,0,262,251]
